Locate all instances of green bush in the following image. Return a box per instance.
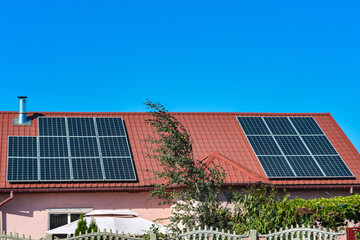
[227,186,360,234]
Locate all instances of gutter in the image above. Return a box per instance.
[0,183,358,194]
[274,185,360,190]
[0,191,13,207]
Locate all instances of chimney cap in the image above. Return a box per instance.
[17,96,27,99]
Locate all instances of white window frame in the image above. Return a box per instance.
[46,208,93,230]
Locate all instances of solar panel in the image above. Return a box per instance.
[290,117,323,135]
[40,158,71,180]
[8,136,37,157]
[99,137,130,157]
[287,156,324,177]
[302,136,337,155]
[69,137,99,157]
[237,116,353,179]
[237,117,270,135]
[264,117,297,135]
[7,158,38,181]
[258,156,295,177]
[67,117,96,136]
[314,156,353,177]
[7,117,138,182]
[39,117,67,136]
[39,137,68,157]
[247,136,282,155]
[103,157,136,180]
[96,118,126,136]
[274,136,310,155]
[71,158,103,180]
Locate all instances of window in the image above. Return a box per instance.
[46,208,92,230]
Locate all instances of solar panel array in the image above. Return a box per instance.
[7,117,137,182]
[237,117,353,179]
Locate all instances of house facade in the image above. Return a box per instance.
[0,105,359,238]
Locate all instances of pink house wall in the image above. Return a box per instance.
[0,191,170,239]
[0,188,357,239]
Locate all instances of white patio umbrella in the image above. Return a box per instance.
[47,210,168,235]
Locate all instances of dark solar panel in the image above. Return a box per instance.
[67,118,96,136]
[71,158,103,180]
[258,156,295,177]
[237,116,353,179]
[103,157,136,180]
[96,118,125,136]
[7,158,38,181]
[7,117,137,182]
[40,158,71,180]
[287,156,324,177]
[247,136,282,155]
[275,136,310,155]
[99,137,130,157]
[264,117,297,135]
[8,136,38,157]
[69,137,99,157]
[39,137,68,157]
[237,117,270,135]
[38,117,67,136]
[314,156,353,177]
[302,136,337,155]
[290,117,323,135]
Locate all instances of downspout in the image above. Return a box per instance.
[0,191,13,207]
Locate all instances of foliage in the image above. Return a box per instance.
[228,185,360,234]
[88,218,99,233]
[285,193,360,230]
[143,224,167,240]
[227,185,297,234]
[74,213,99,236]
[75,214,88,236]
[144,100,228,232]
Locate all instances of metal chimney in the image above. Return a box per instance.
[18,96,27,124]
[13,96,31,126]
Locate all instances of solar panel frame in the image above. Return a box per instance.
[40,158,71,181]
[237,117,271,135]
[264,117,297,135]
[67,117,97,137]
[102,157,137,180]
[95,117,126,136]
[39,137,69,158]
[6,157,39,181]
[8,136,38,157]
[258,156,295,178]
[286,156,324,177]
[274,136,310,155]
[38,117,67,136]
[289,117,323,135]
[71,158,104,181]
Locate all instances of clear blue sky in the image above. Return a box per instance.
[0,1,359,151]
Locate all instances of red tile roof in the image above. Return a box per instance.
[0,111,359,192]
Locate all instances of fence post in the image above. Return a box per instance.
[150,233,158,240]
[46,234,52,240]
[250,230,257,240]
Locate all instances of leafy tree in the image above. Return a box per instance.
[74,214,99,236]
[144,100,230,231]
[88,218,99,233]
[75,214,88,236]
[227,185,297,234]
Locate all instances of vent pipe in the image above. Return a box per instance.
[18,96,27,124]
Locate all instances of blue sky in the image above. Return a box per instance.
[0,1,359,150]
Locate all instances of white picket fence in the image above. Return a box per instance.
[0,225,346,240]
